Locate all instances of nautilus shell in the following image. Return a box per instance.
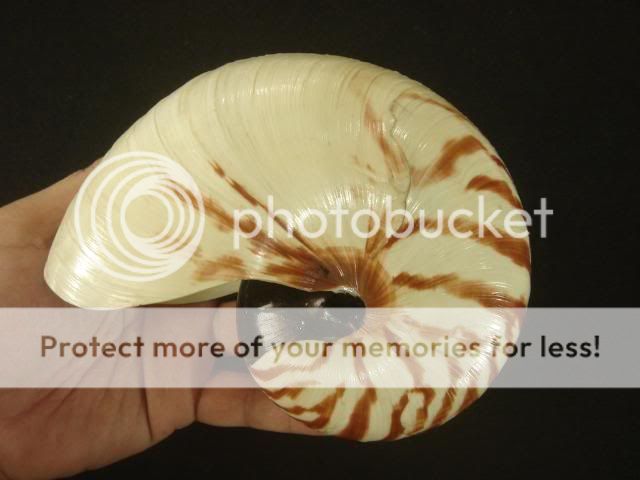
[45,54,530,441]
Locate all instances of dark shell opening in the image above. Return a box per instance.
[237,280,366,363]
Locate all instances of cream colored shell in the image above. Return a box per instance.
[45,54,530,441]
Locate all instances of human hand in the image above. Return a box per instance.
[0,164,315,479]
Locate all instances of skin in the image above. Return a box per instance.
[0,164,316,479]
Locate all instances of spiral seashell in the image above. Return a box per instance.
[44,54,530,441]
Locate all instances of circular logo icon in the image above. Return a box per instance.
[73,151,205,282]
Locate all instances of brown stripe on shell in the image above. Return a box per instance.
[383,388,436,440]
[457,387,481,415]
[265,387,306,400]
[385,391,411,440]
[211,161,266,209]
[453,218,531,272]
[365,211,390,256]
[195,255,246,280]
[408,388,436,435]
[200,196,236,232]
[339,389,378,440]
[412,135,510,187]
[337,345,378,440]
[380,324,437,439]
[466,174,522,209]
[273,388,347,430]
[381,217,443,252]
[392,273,458,291]
[392,272,526,309]
[431,388,458,427]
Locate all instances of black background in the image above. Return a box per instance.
[2,1,639,478]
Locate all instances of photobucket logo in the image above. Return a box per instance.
[232,195,553,248]
[74,152,205,282]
